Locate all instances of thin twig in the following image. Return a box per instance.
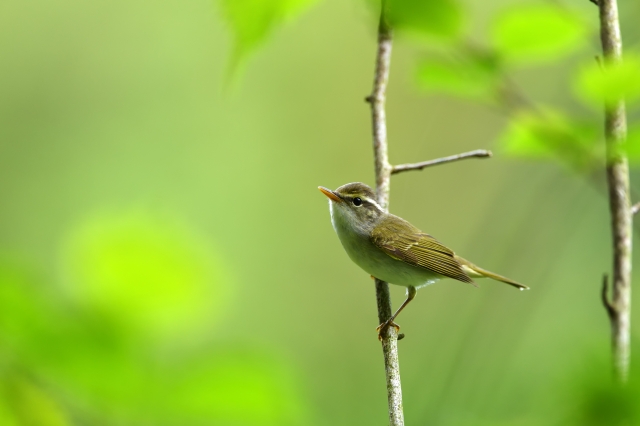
[602,274,616,320]
[391,150,492,175]
[365,2,405,425]
[598,0,632,383]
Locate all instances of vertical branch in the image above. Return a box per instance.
[365,2,405,425]
[598,0,632,383]
[368,9,393,210]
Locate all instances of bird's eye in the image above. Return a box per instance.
[353,197,362,206]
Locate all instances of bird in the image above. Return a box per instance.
[318,182,528,336]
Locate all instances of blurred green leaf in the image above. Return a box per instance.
[220,0,318,66]
[416,51,500,99]
[0,374,70,426]
[500,110,601,170]
[0,260,308,425]
[0,261,147,418]
[575,55,640,108]
[491,5,586,65]
[387,0,463,40]
[60,209,230,341]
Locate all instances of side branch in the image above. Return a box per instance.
[602,274,617,320]
[391,149,492,175]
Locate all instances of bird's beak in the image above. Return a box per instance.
[318,186,342,203]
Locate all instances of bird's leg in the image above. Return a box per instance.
[376,286,417,339]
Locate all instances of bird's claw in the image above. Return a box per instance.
[376,320,400,340]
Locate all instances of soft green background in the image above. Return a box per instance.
[1,0,640,424]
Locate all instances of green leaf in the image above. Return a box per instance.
[500,110,601,170]
[387,0,463,40]
[491,5,586,65]
[220,0,318,65]
[574,55,640,107]
[416,52,500,99]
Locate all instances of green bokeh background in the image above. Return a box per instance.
[1,0,640,424]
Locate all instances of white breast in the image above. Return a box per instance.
[329,201,441,288]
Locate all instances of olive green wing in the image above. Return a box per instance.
[370,215,474,284]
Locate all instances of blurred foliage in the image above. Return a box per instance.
[60,209,228,341]
[387,0,463,40]
[575,54,640,108]
[219,0,319,67]
[416,50,501,99]
[499,110,601,171]
[490,5,586,65]
[0,211,307,425]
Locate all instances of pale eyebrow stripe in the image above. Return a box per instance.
[366,197,384,212]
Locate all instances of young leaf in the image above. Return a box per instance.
[387,0,463,40]
[574,55,640,108]
[220,0,318,65]
[491,5,586,65]
[500,110,600,171]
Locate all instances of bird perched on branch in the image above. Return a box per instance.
[318,182,528,337]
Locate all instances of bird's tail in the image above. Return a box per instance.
[455,256,529,291]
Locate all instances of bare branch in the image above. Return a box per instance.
[598,0,632,383]
[391,150,492,175]
[366,3,405,425]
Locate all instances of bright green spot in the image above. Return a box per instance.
[220,0,318,65]
[387,0,463,40]
[416,52,500,99]
[61,209,230,340]
[575,55,640,107]
[491,5,585,64]
[500,110,600,170]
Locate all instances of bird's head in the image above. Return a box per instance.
[318,182,385,233]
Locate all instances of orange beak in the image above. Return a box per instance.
[318,186,342,203]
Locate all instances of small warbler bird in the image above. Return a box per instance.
[318,182,528,335]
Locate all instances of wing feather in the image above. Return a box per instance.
[371,215,473,284]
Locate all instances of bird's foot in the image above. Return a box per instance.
[376,319,400,340]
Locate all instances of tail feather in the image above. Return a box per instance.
[455,256,529,290]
